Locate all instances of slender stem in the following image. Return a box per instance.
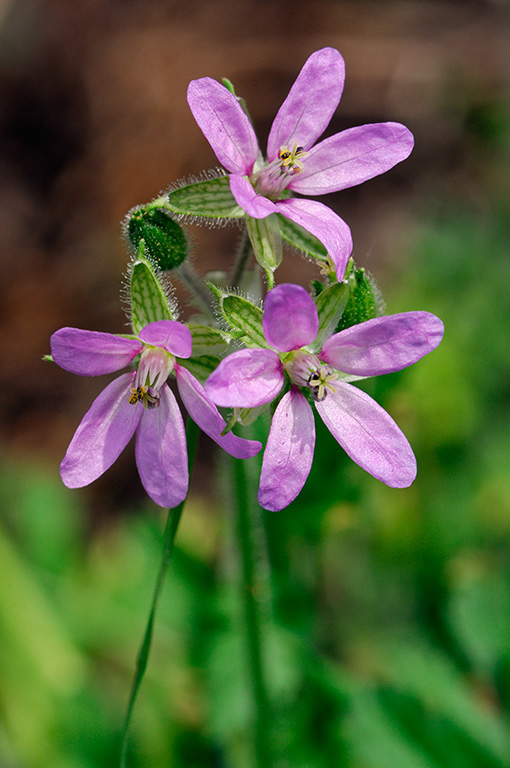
[176,261,216,319]
[232,454,272,768]
[119,417,200,768]
[229,228,253,288]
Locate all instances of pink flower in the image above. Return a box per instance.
[187,48,414,280]
[205,284,443,511]
[51,320,261,507]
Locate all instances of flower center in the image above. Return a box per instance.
[278,141,307,173]
[285,351,338,402]
[129,346,175,409]
[252,140,309,198]
[129,385,160,409]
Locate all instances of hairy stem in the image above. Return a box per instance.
[176,261,216,318]
[229,228,254,288]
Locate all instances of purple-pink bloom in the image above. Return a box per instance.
[187,48,414,280]
[51,320,261,508]
[205,284,444,511]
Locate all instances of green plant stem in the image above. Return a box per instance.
[177,261,216,319]
[229,228,253,288]
[119,417,200,768]
[232,455,272,768]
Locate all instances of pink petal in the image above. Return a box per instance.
[138,320,192,359]
[315,382,416,488]
[263,283,318,352]
[187,77,259,175]
[205,349,284,408]
[135,383,188,508]
[60,373,142,488]
[267,48,345,160]
[289,123,415,195]
[51,328,142,376]
[229,174,278,218]
[258,389,315,511]
[276,197,352,281]
[175,364,261,459]
[321,312,444,376]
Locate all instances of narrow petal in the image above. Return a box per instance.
[321,312,444,376]
[315,382,416,487]
[229,174,278,218]
[267,48,345,160]
[138,320,192,358]
[187,77,259,174]
[277,197,352,281]
[263,283,318,352]
[289,123,415,195]
[51,328,142,376]
[205,349,284,408]
[135,383,188,508]
[258,389,315,511]
[175,364,261,459]
[60,373,142,488]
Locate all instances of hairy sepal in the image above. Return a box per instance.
[335,264,385,332]
[188,324,229,355]
[166,176,244,220]
[246,214,282,286]
[129,240,174,333]
[209,284,267,349]
[277,213,328,262]
[178,355,223,381]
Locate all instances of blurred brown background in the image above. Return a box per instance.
[0,0,508,509]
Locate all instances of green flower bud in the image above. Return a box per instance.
[335,263,385,332]
[126,206,188,270]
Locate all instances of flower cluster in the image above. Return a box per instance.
[50,47,443,511]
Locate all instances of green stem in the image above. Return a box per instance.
[232,454,272,768]
[229,228,254,288]
[119,417,200,768]
[176,261,216,319]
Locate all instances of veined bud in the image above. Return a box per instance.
[126,206,188,270]
[335,262,385,332]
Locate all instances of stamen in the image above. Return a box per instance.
[129,385,160,409]
[278,141,308,174]
[252,140,309,198]
[306,365,338,402]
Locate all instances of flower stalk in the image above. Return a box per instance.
[120,416,200,768]
[230,449,272,768]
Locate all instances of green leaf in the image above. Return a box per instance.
[166,176,244,220]
[344,689,439,768]
[129,240,174,333]
[277,214,328,261]
[375,637,509,764]
[220,293,267,348]
[246,213,282,281]
[188,324,229,355]
[311,282,349,351]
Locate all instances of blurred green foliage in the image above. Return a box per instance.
[2,111,510,768]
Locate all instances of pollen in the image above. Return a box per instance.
[278,140,308,174]
[129,385,160,409]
